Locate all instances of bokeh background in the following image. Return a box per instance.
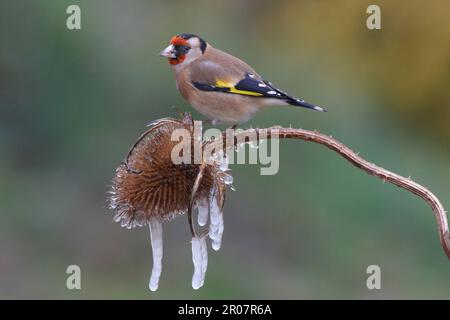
[1,0,449,299]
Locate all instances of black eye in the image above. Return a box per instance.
[175,45,190,55]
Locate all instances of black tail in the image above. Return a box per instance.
[261,80,327,112]
[285,96,327,112]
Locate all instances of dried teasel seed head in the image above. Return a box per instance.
[108,113,227,229]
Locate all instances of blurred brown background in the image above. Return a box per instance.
[0,0,449,299]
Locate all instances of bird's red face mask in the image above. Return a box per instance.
[159,36,191,65]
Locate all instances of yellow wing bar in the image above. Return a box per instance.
[215,80,264,97]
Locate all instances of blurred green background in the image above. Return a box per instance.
[1,0,449,299]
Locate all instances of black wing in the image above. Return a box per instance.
[192,73,326,111]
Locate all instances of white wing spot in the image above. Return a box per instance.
[314,106,325,112]
[267,91,277,95]
[248,74,255,78]
[258,83,267,87]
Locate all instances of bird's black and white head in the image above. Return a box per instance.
[159,34,207,66]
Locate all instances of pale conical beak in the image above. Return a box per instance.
[159,44,176,58]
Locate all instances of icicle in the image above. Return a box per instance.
[212,215,224,251]
[219,153,229,172]
[221,173,233,185]
[191,238,202,289]
[209,191,224,251]
[200,237,208,275]
[148,219,163,291]
[197,200,209,227]
[191,236,208,289]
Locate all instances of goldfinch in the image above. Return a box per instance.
[160,33,326,125]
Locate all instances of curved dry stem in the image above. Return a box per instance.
[205,127,450,260]
[188,161,208,238]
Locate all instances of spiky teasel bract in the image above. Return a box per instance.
[108,114,227,228]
